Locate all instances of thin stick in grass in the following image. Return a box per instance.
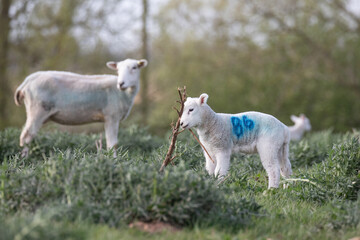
[188,129,215,164]
[159,87,187,172]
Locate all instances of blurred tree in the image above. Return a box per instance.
[149,0,360,132]
[140,0,149,124]
[2,0,359,132]
[0,0,11,129]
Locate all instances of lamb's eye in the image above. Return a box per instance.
[188,108,194,113]
[132,66,137,70]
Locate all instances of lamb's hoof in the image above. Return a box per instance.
[111,148,117,158]
[262,188,278,196]
[21,147,29,158]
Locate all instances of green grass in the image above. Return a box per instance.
[0,126,360,239]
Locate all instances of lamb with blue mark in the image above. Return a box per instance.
[180,93,292,189]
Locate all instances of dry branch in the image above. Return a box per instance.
[189,129,214,164]
[159,87,187,172]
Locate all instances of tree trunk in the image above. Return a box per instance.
[140,0,149,124]
[0,0,11,129]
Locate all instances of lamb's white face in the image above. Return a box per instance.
[180,93,209,129]
[106,59,148,90]
[303,117,312,131]
[290,114,312,131]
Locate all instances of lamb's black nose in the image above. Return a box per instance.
[118,82,125,90]
[180,122,184,127]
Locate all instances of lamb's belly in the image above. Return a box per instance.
[45,91,108,125]
[50,108,105,125]
[233,141,257,154]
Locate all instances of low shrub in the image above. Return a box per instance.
[289,130,348,168]
[1,148,260,229]
[286,138,360,203]
[0,211,87,240]
[0,125,163,164]
[324,197,360,231]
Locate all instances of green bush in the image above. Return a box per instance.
[324,197,360,230]
[1,147,260,229]
[289,130,348,168]
[286,138,360,203]
[0,211,87,240]
[0,126,163,164]
[2,127,360,239]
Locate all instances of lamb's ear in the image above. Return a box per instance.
[106,61,118,70]
[137,59,148,68]
[290,115,298,122]
[198,93,209,106]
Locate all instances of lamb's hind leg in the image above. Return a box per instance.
[279,141,292,178]
[20,109,51,157]
[257,139,281,189]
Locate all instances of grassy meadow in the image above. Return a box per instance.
[0,126,359,240]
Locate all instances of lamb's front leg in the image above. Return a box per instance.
[104,117,120,157]
[204,149,216,175]
[214,149,231,178]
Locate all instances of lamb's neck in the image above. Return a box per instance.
[197,106,221,136]
[117,84,139,121]
[124,84,139,102]
[289,124,305,135]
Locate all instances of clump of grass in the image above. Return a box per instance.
[0,128,22,161]
[0,210,87,240]
[324,197,360,230]
[0,125,163,164]
[285,138,360,203]
[1,147,260,229]
[2,127,360,239]
[289,129,349,168]
[116,125,164,152]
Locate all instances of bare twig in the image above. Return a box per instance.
[188,129,214,164]
[159,87,187,172]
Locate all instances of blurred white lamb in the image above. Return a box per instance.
[288,114,311,141]
[180,93,292,189]
[14,58,147,156]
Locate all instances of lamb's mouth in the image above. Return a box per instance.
[117,83,128,91]
[117,86,128,91]
[182,124,189,129]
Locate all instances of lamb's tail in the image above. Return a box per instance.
[280,129,292,177]
[14,72,40,106]
[14,87,24,106]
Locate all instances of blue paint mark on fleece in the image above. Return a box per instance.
[231,115,255,138]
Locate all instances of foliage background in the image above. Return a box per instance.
[0,0,359,133]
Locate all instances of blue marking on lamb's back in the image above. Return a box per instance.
[231,115,255,139]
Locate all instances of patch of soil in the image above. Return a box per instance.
[129,221,181,234]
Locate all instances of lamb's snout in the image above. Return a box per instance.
[180,121,188,129]
[117,82,125,90]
